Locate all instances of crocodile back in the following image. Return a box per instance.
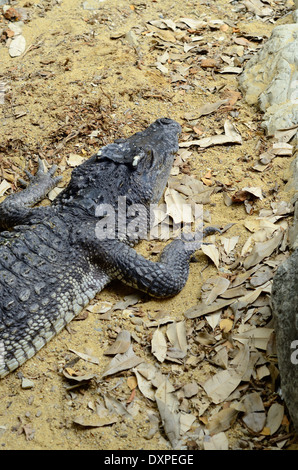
[0,214,109,378]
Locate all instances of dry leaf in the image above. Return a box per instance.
[203,432,229,450]
[164,187,192,224]
[166,321,187,354]
[86,301,112,313]
[67,154,86,167]
[63,370,96,382]
[104,330,131,355]
[0,180,11,197]
[156,61,168,74]
[202,276,231,305]
[180,413,196,435]
[219,66,243,74]
[222,236,239,255]
[201,244,220,268]
[102,345,143,377]
[155,380,180,448]
[185,298,235,319]
[183,381,199,398]
[184,99,228,120]
[68,348,99,365]
[243,229,283,269]
[135,362,165,388]
[48,186,64,201]
[272,142,293,156]
[205,311,222,330]
[206,407,238,434]
[265,403,284,435]
[195,331,216,345]
[242,186,263,200]
[148,18,176,31]
[133,368,155,401]
[178,17,206,29]
[103,393,132,419]
[219,318,233,333]
[201,58,218,68]
[202,369,242,404]
[242,392,266,433]
[73,414,118,428]
[154,29,176,43]
[151,328,167,363]
[212,347,229,369]
[127,376,138,390]
[233,326,274,350]
[179,120,242,148]
[231,282,270,312]
[220,285,248,299]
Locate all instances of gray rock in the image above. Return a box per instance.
[82,0,105,10]
[21,377,34,389]
[239,24,298,135]
[271,248,298,432]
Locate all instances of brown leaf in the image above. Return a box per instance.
[102,345,144,377]
[219,318,233,333]
[155,380,180,448]
[68,348,99,365]
[166,321,187,354]
[63,370,96,382]
[202,369,242,404]
[184,99,228,120]
[265,403,284,435]
[104,330,131,355]
[151,328,167,363]
[201,58,219,68]
[201,244,220,268]
[242,392,266,433]
[73,414,118,428]
[179,120,242,148]
[243,229,284,269]
[185,298,235,319]
[206,407,238,434]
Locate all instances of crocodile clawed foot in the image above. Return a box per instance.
[18,158,62,198]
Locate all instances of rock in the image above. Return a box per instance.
[21,377,34,389]
[82,0,105,10]
[6,21,24,37]
[3,6,22,21]
[9,34,26,57]
[271,248,298,433]
[239,23,298,135]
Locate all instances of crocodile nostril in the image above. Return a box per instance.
[159,118,172,124]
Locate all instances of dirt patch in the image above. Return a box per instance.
[0,0,296,450]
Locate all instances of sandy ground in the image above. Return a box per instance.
[0,0,296,450]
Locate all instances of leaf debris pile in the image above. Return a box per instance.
[0,0,297,451]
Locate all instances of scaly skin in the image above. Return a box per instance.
[0,118,212,378]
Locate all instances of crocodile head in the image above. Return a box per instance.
[96,117,182,203]
[55,118,181,216]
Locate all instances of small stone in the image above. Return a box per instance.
[3,7,21,21]
[21,377,34,389]
[9,34,26,58]
[82,0,105,10]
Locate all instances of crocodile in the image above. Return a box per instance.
[0,118,210,379]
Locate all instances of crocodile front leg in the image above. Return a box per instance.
[85,238,200,298]
[0,158,61,230]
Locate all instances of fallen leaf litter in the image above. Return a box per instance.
[0,0,297,451]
